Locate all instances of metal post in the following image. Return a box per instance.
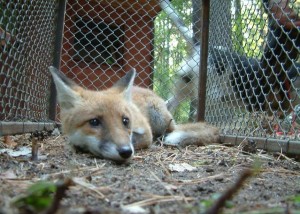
[48,0,67,121]
[197,0,210,122]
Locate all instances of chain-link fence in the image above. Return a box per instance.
[1,0,299,152]
[0,0,58,134]
[206,0,300,145]
[59,0,201,122]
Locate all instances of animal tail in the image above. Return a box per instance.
[163,122,220,147]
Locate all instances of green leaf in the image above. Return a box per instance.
[12,181,56,211]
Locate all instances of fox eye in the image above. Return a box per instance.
[89,118,101,127]
[122,116,130,127]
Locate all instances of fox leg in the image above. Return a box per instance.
[132,127,152,150]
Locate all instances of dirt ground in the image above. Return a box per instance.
[0,132,300,214]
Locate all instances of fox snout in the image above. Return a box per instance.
[69,131,135,162]
[117,146,133,159]
[98,140,135,162]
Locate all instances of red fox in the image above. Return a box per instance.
[49,66,220,162]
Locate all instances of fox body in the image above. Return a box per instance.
[49,66,220,162]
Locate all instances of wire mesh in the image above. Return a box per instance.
[206,0,300,141]
[0,0,57,123]
[61,0,157,89]
[59,0,198,122]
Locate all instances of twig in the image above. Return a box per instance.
[158,161,172,177]
[149,170,174,196]
[156,138,164,147]
[124,195,194,208]
[31,137,39,161]
[44,178,74,214]
[285,203,291,214]
[237,127,259,151]
[261,167,300,176]
[276,141,284,161]
[44,166,103,179]
[72,178,109,201]
[275,152,298,165]
[173,173,225,185]
[205,169,253,214]
[255,152,274,161]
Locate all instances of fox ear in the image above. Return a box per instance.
[49,66,82,109]
[113,68,136,101]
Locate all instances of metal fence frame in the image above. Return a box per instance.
[0,0,63,135]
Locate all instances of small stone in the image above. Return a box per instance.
[206,168,214,173]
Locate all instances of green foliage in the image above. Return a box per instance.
[232,0,266,58]
[172,100,191,122]
[153,0,193,123]
[12,181,56,212]
[233,0,244,54]
[288,194,300,208]
[153,0,271,121]
[202,193,234,208]
[192,193,234,214]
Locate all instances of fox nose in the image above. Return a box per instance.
[118,146,133,159]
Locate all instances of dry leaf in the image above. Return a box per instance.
[0,147,31,157]
[168,163,197,172]
[123,206,147,213]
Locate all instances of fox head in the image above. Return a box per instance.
[49,66,137,162]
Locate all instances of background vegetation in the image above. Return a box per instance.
[153,0,193,122]
[152,0,300,122]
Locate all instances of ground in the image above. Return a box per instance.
[0,133,300,214]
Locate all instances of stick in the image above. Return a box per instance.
[205,169,253,214]
[31,137,39,161]
[44,178,74,214]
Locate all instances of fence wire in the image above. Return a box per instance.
[206,0,300,141]
[0,0,57,124]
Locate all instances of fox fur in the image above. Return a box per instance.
[49,66,220,162]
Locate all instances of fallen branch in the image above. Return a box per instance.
[43,178,74,214]
[205,169,253,214]
[72,177,109,202]
[124,195,194,208]
[31,137,39,161]
[173,173,225,185]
